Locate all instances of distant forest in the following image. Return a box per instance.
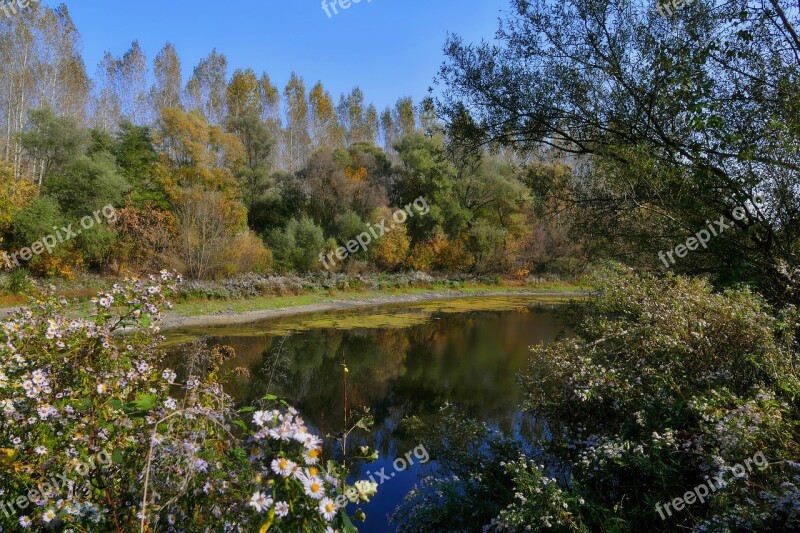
[0,3,578,280]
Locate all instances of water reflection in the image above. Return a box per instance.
[165,296,570,531]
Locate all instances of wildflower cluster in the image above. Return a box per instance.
[0,272,372,531]
[515,268,800,530]
[0,272,179,530]
[487,456,584,531]
[248,407,341,524]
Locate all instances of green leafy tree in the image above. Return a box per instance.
[43,151,130,218]
[268,216,325,272]
[114,122,167,209]
[439,0,800,300]
[17,108,88,188]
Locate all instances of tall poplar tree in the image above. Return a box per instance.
[309,81,342,150]
[283,72,310,172]
[150,42,182,119]
[395,97,416,139]
[185,49,229,125]
[117,41,148,125]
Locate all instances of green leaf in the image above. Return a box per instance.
[198,450,215,461]
[131,394,157,412]
[72,398,92,412]
[341,511,358,533]
[108,398,124,410]
[112,449,124,464]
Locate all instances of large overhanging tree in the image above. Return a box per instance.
[438,0,800,303]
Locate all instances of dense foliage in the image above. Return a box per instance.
[0,4,581,282]
[394,269,800,532]
[0,274,378,531]
[440,0,800,303]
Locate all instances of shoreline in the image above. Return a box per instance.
[160,288,588,330]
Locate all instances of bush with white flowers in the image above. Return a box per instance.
[0,273,373,532]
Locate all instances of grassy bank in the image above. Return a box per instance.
[171,280,587,318]
[0,272,589,320]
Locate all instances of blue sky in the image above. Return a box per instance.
[54,0,508,111]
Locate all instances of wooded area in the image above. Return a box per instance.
[0,3,578,282]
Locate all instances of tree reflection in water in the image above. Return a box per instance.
[166,297,569,532]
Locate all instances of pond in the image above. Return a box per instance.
[164,295,572,532]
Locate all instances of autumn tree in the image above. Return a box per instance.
[150,42,183,119]
[226,68,262,121]
[380,107,400,153]
[155,107,244,194]
[395,97,416,139]
[283,72,310,171]
[365,104,379,146]
[259,72,283,170]
[175,186,248,279]
[309,81,343,149]
[339,87,368,145]
[185,49,229,125]
[0,158,35,238]
[154,107,267,279]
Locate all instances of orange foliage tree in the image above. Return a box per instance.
[153,108,267,279]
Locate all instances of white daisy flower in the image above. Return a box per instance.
[303,447,321,465]
[249,491,273,513]
[271,457,296,477]
[303,476,325,500]
[275,500,289,517]
[318,497,337,521]
[253,410,272,427]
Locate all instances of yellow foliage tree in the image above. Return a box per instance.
[155,108,245,197]
[374,222,411,270]
[0,160,36,234]
[406,232,449,272]
[0,159,37,272]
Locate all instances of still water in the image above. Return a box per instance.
[165,296,570,532]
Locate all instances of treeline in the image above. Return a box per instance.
[0,3,580,279]
[437,0,800,305]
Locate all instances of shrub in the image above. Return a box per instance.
[268,217,325,273]
[374,223,411,271]
[0,273,375,531]
[395,268,800,532]
[111,205,179,275]
[2,268,32,294]
[232,230,273,275]
[514,267,800,531]
[406,232,448,272]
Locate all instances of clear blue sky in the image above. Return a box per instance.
[54,0,508,111]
